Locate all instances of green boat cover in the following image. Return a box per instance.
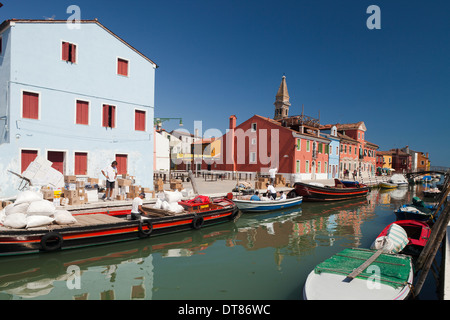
[314,248,412,289]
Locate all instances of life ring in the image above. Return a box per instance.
[40,232,63,252]
[138,220,153,237]
[192,216,204,230]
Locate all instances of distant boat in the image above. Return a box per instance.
[293,179,369,202]
[389,174,409,187]
[303,248,413,300]
[233,196,303,213]
[379,182,398,189]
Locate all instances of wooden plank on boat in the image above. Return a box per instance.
[344,248,384,281]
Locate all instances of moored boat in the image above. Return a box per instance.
[233,196,303,213]
[394,196,435,222]
[293,179,369,202]
[389,174,409,187]
[0,195,238,256]
[379,182,398,189]
[303,248,413,300]
[373,220,431,256]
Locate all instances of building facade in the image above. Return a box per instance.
[0,19,157,197]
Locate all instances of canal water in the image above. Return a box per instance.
[0,183,442,300]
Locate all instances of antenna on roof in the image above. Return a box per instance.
[44,15,56,20]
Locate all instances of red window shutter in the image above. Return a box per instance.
[118,58,128,76]
[111,106,116,128]
[135,110,145,131]
[102,105,115,128]
[76,100,89,125]
[102,105,109,127]
[71,44,76,63]
[23,92,39,119]
[21,150,38,173]
[74,152,88,175]
[115,154,127,175]
[62,42,69,61]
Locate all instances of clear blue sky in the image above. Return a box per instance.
[1,0,449,166]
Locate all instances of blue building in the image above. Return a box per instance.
[0,19,157,197]
[320,125,340,179]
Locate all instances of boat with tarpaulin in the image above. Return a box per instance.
[303,248,413,300]
[232,195,303,213]
[293,179,369,202]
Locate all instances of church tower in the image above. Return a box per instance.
[273,75,291,120]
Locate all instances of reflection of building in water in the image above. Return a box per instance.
[235,199,377,268]
[71,256,154,300]
[1,255,155,300]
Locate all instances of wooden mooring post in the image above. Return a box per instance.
[413,181,450,297]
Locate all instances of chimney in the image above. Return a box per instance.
[229,115,237,130]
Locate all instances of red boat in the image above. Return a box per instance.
[0,195,238,256]
[294,179,369,202]
[376,220,431,255]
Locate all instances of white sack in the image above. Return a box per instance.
[3,213,27,229]
[161,201,170,211]
[27,200,56,216]
[15,190,43,205]
[54,210,77,225]
[168,202,184,213]
[5,203,29,215]
[26,215,55,228]
[0,208,5,224]
[153,198,162,209]
[164,190,182,203]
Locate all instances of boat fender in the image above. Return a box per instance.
[192,215,204,230]
[40,232,63,252]
[138,220,153,237]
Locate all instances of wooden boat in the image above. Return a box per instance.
[394,197,435,222]
[379,182,398,189]
[0,196,238,256]
[233,196,303,213]
[293,179,369,202]
[375,220,431,256]
[303,248,413,300]
[394,205,433,222]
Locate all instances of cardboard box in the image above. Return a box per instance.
[88,178,99,184]
[68,197,81,206]
[64,190,77,199]
[116,194,125,200]
[64,175,77,183]
[118,178,132,187]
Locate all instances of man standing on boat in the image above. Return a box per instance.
[131,192,147,220]
[101,161,118,201]
[266,183,277,200]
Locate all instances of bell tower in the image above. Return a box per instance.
[274,75,291,120]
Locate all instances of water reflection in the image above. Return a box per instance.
[0,184,440,300]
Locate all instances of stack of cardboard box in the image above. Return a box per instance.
[154,178,164,192]
[170,179,183,191]
[274,174,287,187]
[255,177,269,190]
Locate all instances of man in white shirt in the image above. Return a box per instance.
[101,161,118,200]
[279,191,287,200]
[266,183,277,200]
[131,192,146,220]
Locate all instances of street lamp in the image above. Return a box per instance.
[154,117,183,130]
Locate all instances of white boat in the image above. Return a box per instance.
[233,196,303,213]
[303,248,413,300]
[389,174,409,187]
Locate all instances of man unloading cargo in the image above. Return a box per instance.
[131,192,147,220]
[101,161,118,201]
